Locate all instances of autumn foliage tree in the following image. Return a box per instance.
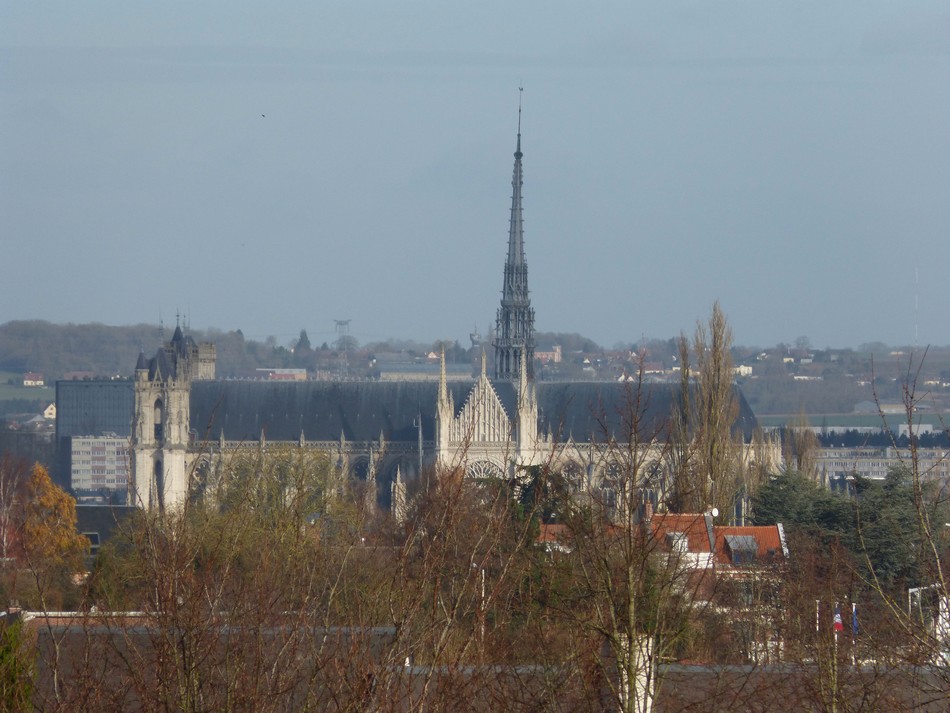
[0,461,87,611]
[21,465,87,569]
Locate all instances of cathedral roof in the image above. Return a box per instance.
[534,382,756,442]
[191,380,453,443]
[188,379,756,445]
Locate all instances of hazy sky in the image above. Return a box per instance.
[3,2,949,350]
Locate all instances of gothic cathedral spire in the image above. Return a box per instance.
[493,89,535,381]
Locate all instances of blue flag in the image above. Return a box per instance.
[852,604,858,636]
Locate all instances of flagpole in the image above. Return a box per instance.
[851,602,858,667]
[815,599,820,634]
[834,601,839,648]
[833,601,839,713]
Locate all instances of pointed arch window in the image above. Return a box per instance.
[154,399,164,442]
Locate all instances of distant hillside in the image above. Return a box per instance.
[0,321,160,379]
[0,321,433,385]
[0,321,251,381]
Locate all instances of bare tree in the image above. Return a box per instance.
[783,410,820,482]
[0,455,29,562]
[669,302,747,519]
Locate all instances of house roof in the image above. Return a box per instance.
[75,505,137,546]
[650,513,715,554]
[713,525,787,565]
[537,523,571,546]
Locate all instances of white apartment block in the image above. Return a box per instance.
[70,435,130,492]
[816,447,950,484]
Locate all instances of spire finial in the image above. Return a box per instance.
[516,85,523,158]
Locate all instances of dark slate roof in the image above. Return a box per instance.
[147,348,175,381]
[191,380,451,443]
[537,382,756,442]
[535,382,675,441]
[75,505,137,544]
[190,380,757,445]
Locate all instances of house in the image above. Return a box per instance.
[22,372,45,387]
[649,512,716,572]
[648,512,789,663]
[712,524,788,663]
[537,523,572,553]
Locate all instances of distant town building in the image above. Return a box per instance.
[256,368,307,381]
[70,435,130,493]
[62,371,98,381]
[22,372,45,387]
[816,446,950,485]
[535,345,562,364]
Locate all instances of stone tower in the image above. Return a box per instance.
[493,94,535,381]
[131,325,214,510]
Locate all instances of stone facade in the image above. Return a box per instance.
[131,325,213,509]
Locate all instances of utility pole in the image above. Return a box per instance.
[334,319,351,381]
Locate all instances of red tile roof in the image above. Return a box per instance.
[650,513,714,553]
[537,523,570,545]
[713,525,786,565]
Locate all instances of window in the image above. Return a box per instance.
[154,399,164,441]
[667,532,688,554]
[725,535,759,565]
[83,532,101,557]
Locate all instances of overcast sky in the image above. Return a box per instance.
[2,2,949,350]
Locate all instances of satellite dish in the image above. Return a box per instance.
[710,507,719,518]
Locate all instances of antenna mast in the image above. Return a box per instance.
[334,319,351,381]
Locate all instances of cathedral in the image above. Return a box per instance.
[130,118,760,512]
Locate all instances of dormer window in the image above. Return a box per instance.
[667,531,688,554]
[725,535,758,565]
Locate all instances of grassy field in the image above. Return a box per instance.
[0,370,54,404]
